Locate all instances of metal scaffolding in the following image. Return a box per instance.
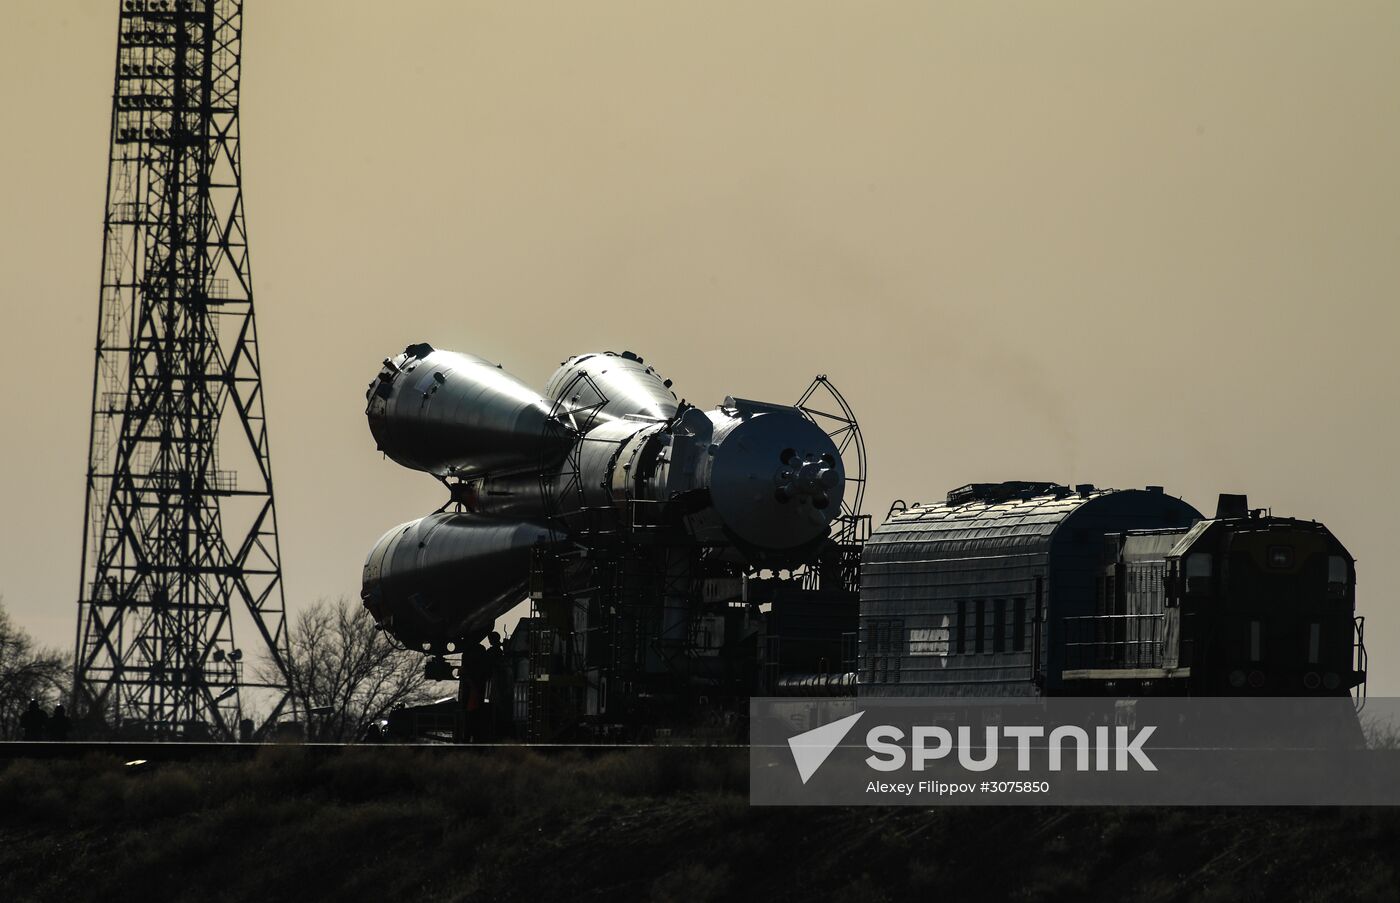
[74,0,292,740]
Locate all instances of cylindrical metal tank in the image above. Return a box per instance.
[365,342,570,479]
[544,350,678,424]
[461,418,664,519]
[361,512,555,650]
[457,471,551,519]
[538,399,845,552]
[775,672,858,696]
[696,402,845,551]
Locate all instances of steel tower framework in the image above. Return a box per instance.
[74,0,292,739]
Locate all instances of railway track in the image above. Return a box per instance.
[0,741,747,761]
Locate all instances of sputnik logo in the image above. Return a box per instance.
[787,711,865,784]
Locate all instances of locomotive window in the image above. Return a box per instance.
[993,600,1006,654]
[1185,553,1212,595]
[1267,546,1294,569]
[1328,556,1348,585]
[1013,599,1026,652]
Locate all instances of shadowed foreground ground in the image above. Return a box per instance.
[1,747,1397,902]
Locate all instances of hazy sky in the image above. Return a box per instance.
[2,2,1398,689]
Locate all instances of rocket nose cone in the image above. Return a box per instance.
[707,410,845,550]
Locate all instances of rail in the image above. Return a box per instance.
[1060,613,1166,671]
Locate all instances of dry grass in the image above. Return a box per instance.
[0,748,1397,902]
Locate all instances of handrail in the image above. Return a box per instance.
[1354,615,1368,712]
[1060,613,1167,670]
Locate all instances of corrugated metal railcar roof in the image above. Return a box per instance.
[865,485,1113,562]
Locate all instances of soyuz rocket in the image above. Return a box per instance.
[361,343,847,653]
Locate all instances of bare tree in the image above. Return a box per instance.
[0,597,69,739]
[263,597,438,741]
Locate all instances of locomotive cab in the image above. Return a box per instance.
[1165,495,1365,697]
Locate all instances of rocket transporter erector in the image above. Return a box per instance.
[360,345,1368,747]
[362,343,847,652]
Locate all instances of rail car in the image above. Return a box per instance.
[859,482,1366,701]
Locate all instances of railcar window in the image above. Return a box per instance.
[1185,553,1212,595]
[993,600,1006,653]
[1327,555,1348,599]
[975,600,986,654]
[1013,598,1026,652]
[891,621,904,684]
[863,619,905,683]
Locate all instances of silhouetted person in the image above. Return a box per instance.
[485,631,504,691]
[47,704,70,742]
[484,631,508,738]
[19,699,48,741]
[459,636,501,743]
